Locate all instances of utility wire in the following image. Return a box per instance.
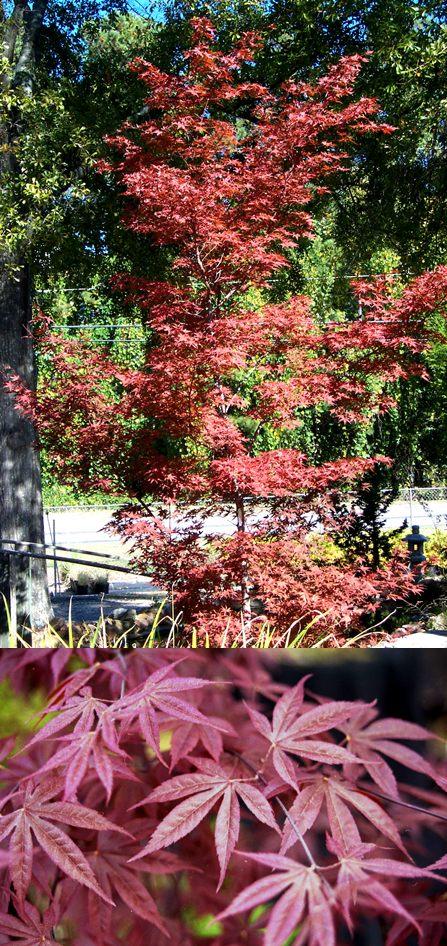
[52,323,144,330]
[34,271,413,296]
[35,286,106,294]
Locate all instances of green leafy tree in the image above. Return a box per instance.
[0,2,157,638]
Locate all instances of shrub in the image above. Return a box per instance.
[425,529,447,572]
[61,565,110,594]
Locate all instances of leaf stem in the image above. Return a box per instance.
[229,750,320,869]
[361,785,447,824]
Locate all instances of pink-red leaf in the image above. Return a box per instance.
[29,815,114,904]
[215,786,240,890]
[130,786,222,860]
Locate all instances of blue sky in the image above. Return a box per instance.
[126,0,165,22]
[2,1,166,24]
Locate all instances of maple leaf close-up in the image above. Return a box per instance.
[0,649,446,946]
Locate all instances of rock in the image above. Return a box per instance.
[427,613,447,632]
[50,617,68,633]
[110,607,137,622]
[68,579,109,595]
[105,619,123,634]
[110,607,131,620]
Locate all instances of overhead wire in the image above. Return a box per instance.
[35,286,106,294]
[34,270,413,344]
[34,271,414,297]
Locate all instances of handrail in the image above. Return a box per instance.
[0,546,149,578]
[1,538,125,563]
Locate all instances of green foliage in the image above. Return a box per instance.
[307,533,347,567]
[300,213,345,325]
[41,464,124,507]
[0,680,45,740]
[0,85,92,261]
[425,529,447,571]
[183,907,223,938]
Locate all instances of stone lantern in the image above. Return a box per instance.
[405,524,427,572]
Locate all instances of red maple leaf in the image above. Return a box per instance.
[217,851,337,946]
[23,687,131,800]
[111,661,224,763]
[333,839,445,934]
[0,777,127,906]
[245,681,363,787]
[84,824,175,938]
[339,707,446,797]
[130,757,280,889]
[280,772,408,856]
[386,894,447,946]
[0,900,59,946]
[169,716,237,768]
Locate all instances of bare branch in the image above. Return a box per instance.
[362,785,447,825]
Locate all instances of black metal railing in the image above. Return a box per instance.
[0,542,138,575]
[2,538,126,562]
[0,540,151,646]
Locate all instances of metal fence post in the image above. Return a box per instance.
[9,562,17,646]
[27,555,33,631]
[53,517,58,593]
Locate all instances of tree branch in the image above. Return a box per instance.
[362,785,447,825]
[230,750,320,869]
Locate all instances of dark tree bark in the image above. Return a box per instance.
[0,0,52,641]
[0,255,52,636]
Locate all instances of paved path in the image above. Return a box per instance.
[51,578,163,625]
[52,592,162,625]
[378,631,447,648]
[44,498,447,557]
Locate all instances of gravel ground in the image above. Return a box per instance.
[378,630,447,648]
[51,578,164,624]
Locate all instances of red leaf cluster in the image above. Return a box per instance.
[0,650,446,946]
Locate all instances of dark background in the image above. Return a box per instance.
[270,650,447,728]
[269,650,447,946]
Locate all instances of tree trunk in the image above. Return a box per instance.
[235,495,252,625]
[0,1,52,642]
[0,253,52,639]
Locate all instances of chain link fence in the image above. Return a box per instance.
[388,487,447,533]
[398,487,447,503]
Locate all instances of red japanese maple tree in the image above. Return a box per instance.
[0,649,446,945]
[10,18,447,638]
